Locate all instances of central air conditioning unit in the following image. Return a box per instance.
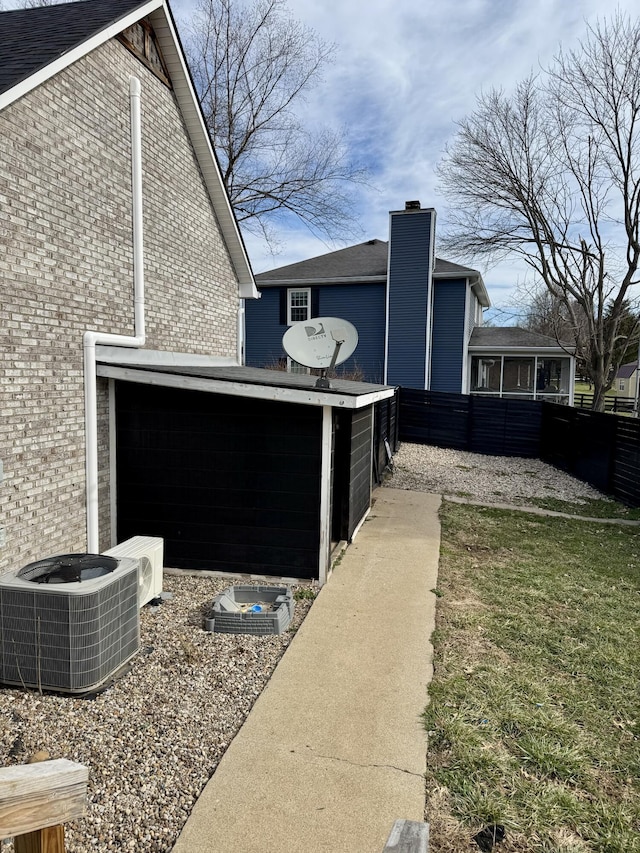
[0,553,140,694]
[103,536,163,607]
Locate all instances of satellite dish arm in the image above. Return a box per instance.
[315,329,346,389]
[328,340,344,371]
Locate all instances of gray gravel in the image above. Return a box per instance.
[0,446,610,852]
[388,442,611,505]
[0,575,316,852]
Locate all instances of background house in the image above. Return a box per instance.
[615,361,638,402]
[1,0,392,584]
[246,202,575,404]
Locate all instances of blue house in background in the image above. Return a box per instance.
[246,202,575,403]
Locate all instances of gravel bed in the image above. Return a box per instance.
[388,442,611,506]
[0,574,316,852]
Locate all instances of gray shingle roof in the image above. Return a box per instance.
[0,0,151,97]
[469,326,572,350]
[617,361,638,378]
[254,239,481,284]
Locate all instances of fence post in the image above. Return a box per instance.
[0,758,88,853]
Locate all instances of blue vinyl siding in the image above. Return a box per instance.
[386,210,433,389]
[430,279,466,392]
[317,283,386,383]
[245,283,386,382]
[245,289,287,368]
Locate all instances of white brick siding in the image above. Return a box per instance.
[0,38,241,572]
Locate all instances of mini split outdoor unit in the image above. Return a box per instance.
[103,536,163,607]
[0,554,140,694]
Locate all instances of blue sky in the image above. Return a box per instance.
[169,0,640,321]
[5,0,640,318]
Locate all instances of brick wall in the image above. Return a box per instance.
[0,38,241,572]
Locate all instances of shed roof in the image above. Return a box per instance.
[0,0,257,298]
[96,347,395,409]
[469,326,573,352]
[616,361,638,379]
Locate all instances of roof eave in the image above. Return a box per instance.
[255,275,387,287]
[0,0,162,111]
[0,0,257,300]
[96,363,395,408]
[468,345,575,354]
[149,5,257,298]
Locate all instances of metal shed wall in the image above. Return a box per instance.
[114,381,323,578]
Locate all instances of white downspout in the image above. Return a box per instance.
[84,76,146,552]
[237,298,245,365]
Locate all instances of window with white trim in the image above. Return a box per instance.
[287,288,311,324]
[470,355,571,401]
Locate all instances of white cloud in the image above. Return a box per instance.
[6,0,640,312]
[225,0,640,313]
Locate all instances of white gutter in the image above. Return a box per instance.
[84,76,146,552]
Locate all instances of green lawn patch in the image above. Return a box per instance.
[425,501,640,852]
[529,497,640,521]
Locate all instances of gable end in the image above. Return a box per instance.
[117,18,171,87]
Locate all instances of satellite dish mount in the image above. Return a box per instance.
[281,318,359,390]
[315,329,347,388]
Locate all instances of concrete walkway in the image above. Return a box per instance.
[172,488,441,853]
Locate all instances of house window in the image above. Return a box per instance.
[287,288,311,324]
[470,356,571,401]
[619,380,626,392]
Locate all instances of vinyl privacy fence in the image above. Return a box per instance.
[398,388,640,507]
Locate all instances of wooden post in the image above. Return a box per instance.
[0,759,88,853]
[14,824,65,853]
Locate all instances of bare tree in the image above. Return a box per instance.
[185,0,367,247]
[521,284,591,376]
[438,13,640,410]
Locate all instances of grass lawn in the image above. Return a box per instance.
[528,497,640,521]
[424,501,640,853]
[573,382,617,398]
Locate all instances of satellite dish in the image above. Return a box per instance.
[282,317,358,370]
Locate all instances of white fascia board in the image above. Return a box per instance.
[256,276,387,287]
[96,345,239,367]
[0,0,163,112]
[470,277,491,308]
[432,271,490,308]
[148,7,257,300]
[469,346,573,355]
[96,364,395,408]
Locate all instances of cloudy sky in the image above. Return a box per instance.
[5,0,640,317]
[168,0,640,319]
